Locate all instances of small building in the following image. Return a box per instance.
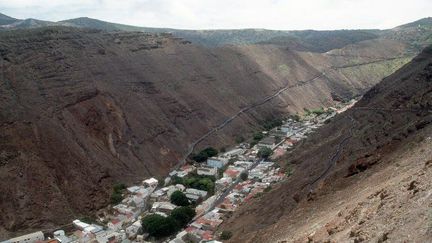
[4,231,44,243]
[143,178,158,188]
[206,157,228,168]
[215,177,232,191]
[127,186,141,194]
[197,166,217,177]
[223,169,240,179]
[257,136,276,149]
[185,188,208,201]
[107,218,123,231]
[151,201,177,214]
[223,148,245,157]
[72,220,90,230]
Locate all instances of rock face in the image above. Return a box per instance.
[0,27,415,237]
[222,46,432,242]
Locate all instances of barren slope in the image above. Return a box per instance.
[0,27,416,238]
[222,46,432,242]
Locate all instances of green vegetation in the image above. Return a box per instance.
[170,206,196,228]
[220,230,233,240]
[253,132,264,141]
[172,174,216,194]
[304,107,326,116]
[285,163,294,177]
[142,214,178,238]
[110,183,126,205]
[240,172,248,181]
[191,147,218,162]
[170,191,190,206]
[141,206,196,238]
[262,117,283,131]
[257,147,273,159]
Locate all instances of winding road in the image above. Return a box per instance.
[174,72,327,170]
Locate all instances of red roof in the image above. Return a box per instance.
[224,169,240,178]
[201,231,214,240]
[111,218,121,225]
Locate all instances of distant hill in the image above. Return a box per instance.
[1,12,431,52]
[0,13,17,25]
[259,29,380,53]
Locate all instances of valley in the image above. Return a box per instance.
[0,11,431,242]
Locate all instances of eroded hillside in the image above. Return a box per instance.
[222,46,432,242]
[0,26,416,237]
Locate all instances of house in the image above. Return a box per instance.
[107,218,123,231]
[127,186,141,194]
[185,188,208,201]
[151,201,177,214]
[223,169,240,179]
[4,231,45,243]
[143,178,158,188]
[233,161,253,169]
[206,157,228,168]
[126,220,141,238]
[257,136,276,149]
[72,220,90,230]
[215,177,232,191]
[197,166,217,177]
[223,148,245,157]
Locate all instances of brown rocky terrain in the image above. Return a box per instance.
[222,46,432,242]
[0,25,422,239]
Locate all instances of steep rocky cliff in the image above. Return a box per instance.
[222,46,432,243]
[0,26,415,237]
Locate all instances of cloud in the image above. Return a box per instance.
[0,0,430,30]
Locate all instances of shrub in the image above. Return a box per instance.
[110,192,123,204]
[170,191,190,206]
[110,183,126,205]
[240,172,248,181]
[220,230,233,240]
[253,132,264,141]
[142,214,178,238]
[170,206,196,228]
[257,147,273,159]
[113,183,126,192]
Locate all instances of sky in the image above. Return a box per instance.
[0,0,431,30]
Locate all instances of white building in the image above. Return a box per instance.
[3,231,44,243]
[185,188,208,201]
[197,166,217,176]
[151,201,177,213]
[206,157,228,168]
[143,178,158,188]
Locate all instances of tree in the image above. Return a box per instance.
[253,132,264,141]
[170,190,190,206]
[257,147,273,159]
[142,214,178,238]
[240,172,248,181]
[191,147,218,162]
[110,192,123,204]
[170,206,196,228]
[220,230,233,240]
[110,183,126,205]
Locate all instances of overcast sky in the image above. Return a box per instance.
[0,0,431,30]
